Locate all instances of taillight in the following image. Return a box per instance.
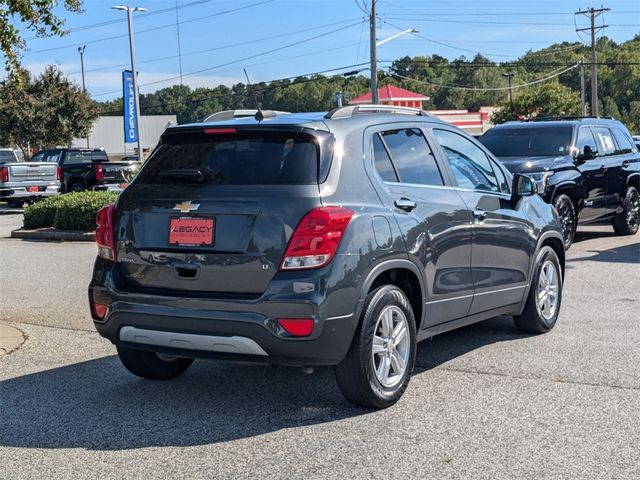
[280,206,354,270]
[90,301,108,320]
[0,167,8,183]
[56,166,62,181]
[96,203,116,261]
[277,318,314,337]
[96,163,104,182]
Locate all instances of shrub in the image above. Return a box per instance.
[23,191,118,231]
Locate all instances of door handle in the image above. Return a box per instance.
[622,160,631,167]
[394,198,417,212]
[473,208,487,221]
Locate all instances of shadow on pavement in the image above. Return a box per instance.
[0,316,526,451]
[567,242,639,264]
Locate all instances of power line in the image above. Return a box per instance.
[390,62,582,91]
[67,18,364,75]
[381,15,636,27]
[92,20,366,97]
[23,0,274,56]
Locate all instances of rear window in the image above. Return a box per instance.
[0,151,19,162]
[480,126,574,157]
[135,130,321,185]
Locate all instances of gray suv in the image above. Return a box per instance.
[89,106,565,408]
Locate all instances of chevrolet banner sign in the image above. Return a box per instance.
[122,70,138,143]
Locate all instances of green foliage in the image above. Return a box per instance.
[0,1,82,73]
[23,192,117,231]
[492,82,581,124]
[0,65,98,157]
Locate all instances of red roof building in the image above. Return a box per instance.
[349,85,430,109]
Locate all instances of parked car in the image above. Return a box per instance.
[30,148,140,193]
[0,148,60,207]
[89,106,566,408]
[480,117,640,249]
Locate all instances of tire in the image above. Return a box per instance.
[611,186,640,236]
[553,194,576,250]
[514,246,563,334]
[334,285,417,409]
[116,345,193,380]
[69,182,85,193]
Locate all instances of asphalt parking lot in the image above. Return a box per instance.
[1,210,639,479]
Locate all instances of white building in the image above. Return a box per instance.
[71,115,177,159]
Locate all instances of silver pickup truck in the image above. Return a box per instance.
[0,149,61,207]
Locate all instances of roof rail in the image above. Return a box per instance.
[526,115,615,122]
[324,104,435,119]
[202,109,290,122]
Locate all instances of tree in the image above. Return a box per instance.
[0,66,98,156]
[0,1,82,73]
[492,82,580,124]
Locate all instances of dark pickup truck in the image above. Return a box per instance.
[30,148,140,193]
[480,117,640,249]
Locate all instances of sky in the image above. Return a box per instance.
[7,0,640,100]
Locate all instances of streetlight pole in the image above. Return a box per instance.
[78,45,89,147]
[112,5,146,160]
[502,72,517,118]
[77,45,86,92]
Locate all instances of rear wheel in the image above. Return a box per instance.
[69,182,85,193]
[612,186,640,236]
[553,194,576,250]
[116,345,193,380]
[514,246,563,334]
[334,285,416,409]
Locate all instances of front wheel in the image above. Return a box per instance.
[116,345,193,380]
[514,246,563,334]
[334,285,417,409]
[553,194,576,250]
[612,186,640,236]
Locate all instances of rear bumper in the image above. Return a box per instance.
[0,184,60,199]
[89,258,361,366]
[93,183,126,193]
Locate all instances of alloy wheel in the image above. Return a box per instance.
[625,188,640,229]
[371,305,410,388]
[536,260,560,322]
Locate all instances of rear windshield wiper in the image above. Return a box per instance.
[157,169,204,182]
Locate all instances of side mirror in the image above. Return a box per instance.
[576,145,597,163]
[512,174,537,199]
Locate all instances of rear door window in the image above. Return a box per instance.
[135,130,320,185]
[379,128,444,186]
[592,127,616,155]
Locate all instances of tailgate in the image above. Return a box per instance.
[8,162,58,183]
[101,162,139,184]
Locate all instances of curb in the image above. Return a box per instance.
[11,228,95,242]
[0,323,26,356]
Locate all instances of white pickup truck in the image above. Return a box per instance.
[0,148,61,207]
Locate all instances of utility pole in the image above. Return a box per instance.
[175,0,183,85]
[502,72,517,118]
[580,60,587,115]
[78,45,89,147]
[575,6,609,116]
[369,0,378,104]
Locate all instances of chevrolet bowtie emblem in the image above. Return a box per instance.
[173,201,200,213]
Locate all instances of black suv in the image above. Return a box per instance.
[480,117,640,249]
[89,106,565,408]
